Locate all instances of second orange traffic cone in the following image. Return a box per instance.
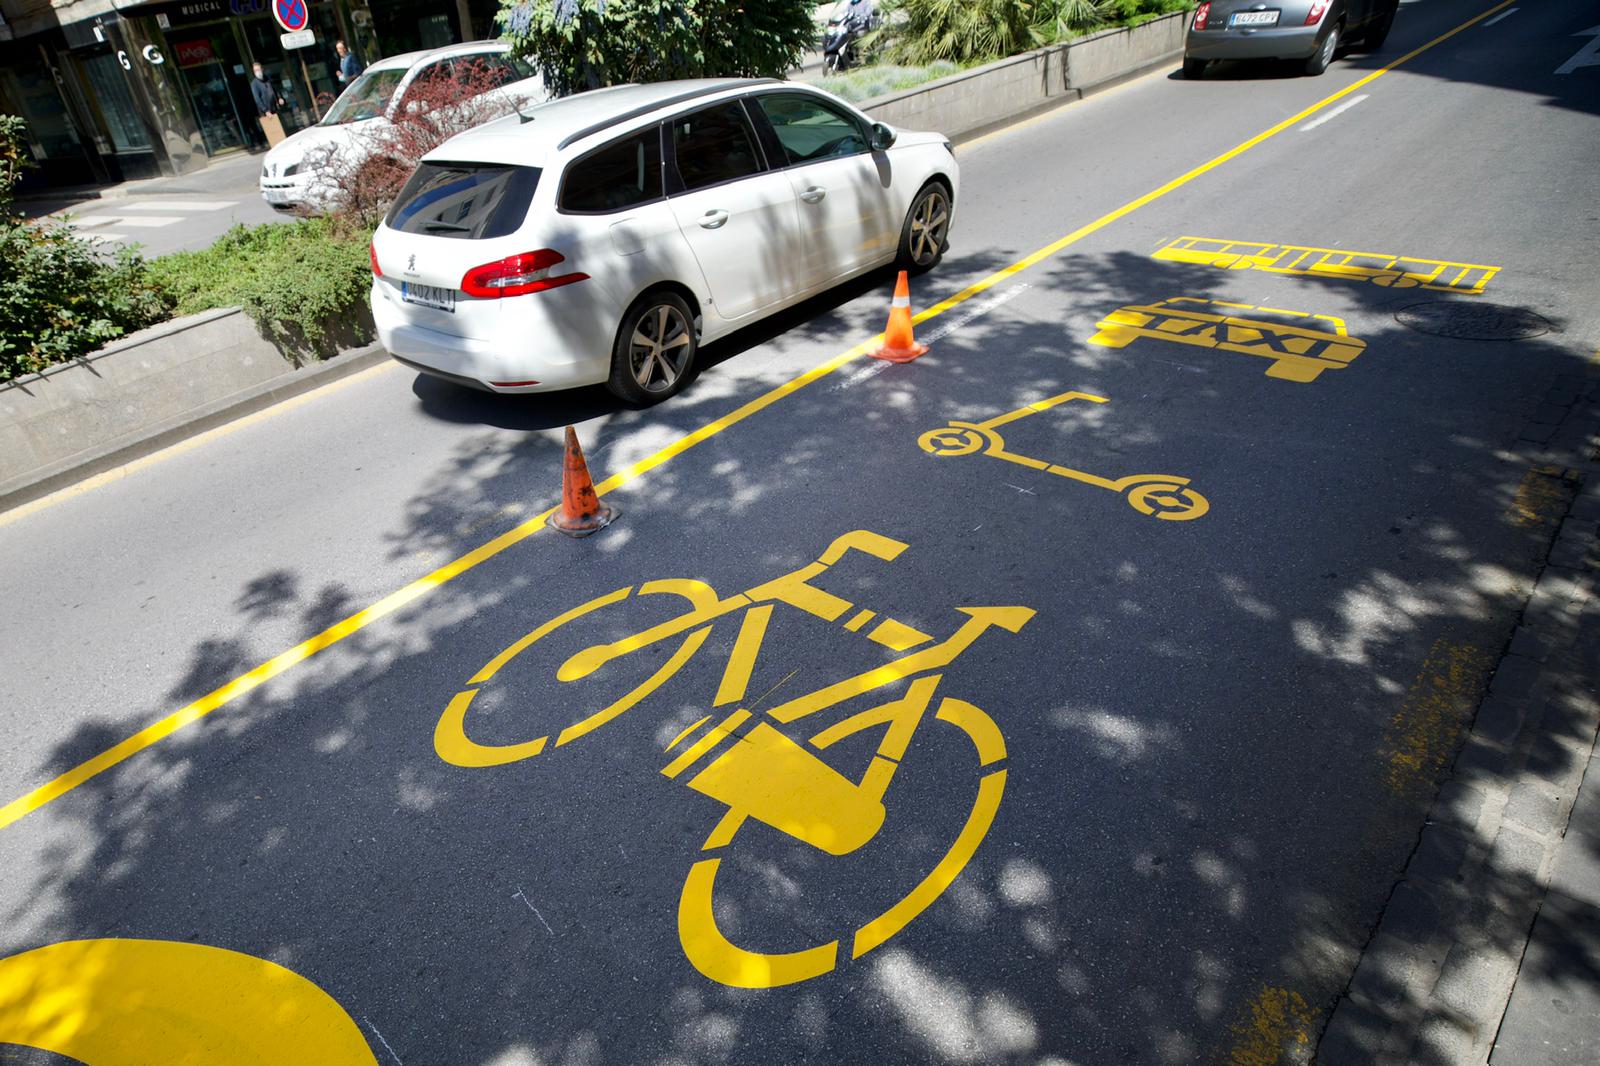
[871,270,928,363]
[550,426,615,537]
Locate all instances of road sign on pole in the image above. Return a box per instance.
[272,0,309,33]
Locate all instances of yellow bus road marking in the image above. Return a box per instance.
[1384,637,1494,798]
[1222,984,1316,1066]
[1154,235,1501,294]
[0,0,1516,833]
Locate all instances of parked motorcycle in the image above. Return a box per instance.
[822,0,879,74]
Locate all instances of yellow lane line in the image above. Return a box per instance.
[0,0,1512,833]
[0,360,402,531]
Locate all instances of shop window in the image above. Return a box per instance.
[78,51,154,153]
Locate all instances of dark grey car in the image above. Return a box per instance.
[1182,0,1398,77]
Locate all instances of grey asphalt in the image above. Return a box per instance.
[2,1,1599,1063]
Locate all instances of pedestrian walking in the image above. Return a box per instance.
[335,40,366,85]
[251,63,287,147]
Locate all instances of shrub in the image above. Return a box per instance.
[0,116,169,384]
[497,0,815,96]
[879,0,1043,64]
[145,217,373,363]
[820,61,962,103]
[307,58,530,227]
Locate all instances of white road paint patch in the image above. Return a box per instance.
[107,215,184,228]
[363,1017,405,1065]
[1555,25,1600,75]
[120,199,238,211]
[830,283,1031,391]
[1003,483,1037,496]
[1479,7,1517,26]
[1299,93,1369,131]
[513,887,556,934]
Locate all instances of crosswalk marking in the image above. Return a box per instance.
[106,216,185,228]
[120,200,237,212]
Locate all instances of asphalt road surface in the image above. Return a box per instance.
[3,1,1598,1062]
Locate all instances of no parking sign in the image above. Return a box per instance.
[272,0,309,33]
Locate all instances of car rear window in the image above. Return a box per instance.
[386,162,541,239]
[560,129,663,213]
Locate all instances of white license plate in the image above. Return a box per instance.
[402,283,456,313]
[263,188,290,204]
[1230,9,1280,25]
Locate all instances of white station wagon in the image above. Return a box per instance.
[369,78,959,403]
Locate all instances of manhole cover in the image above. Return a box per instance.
[1394,302,1553,340]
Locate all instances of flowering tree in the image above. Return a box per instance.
[498,0,816,96]
[305,58,534,228]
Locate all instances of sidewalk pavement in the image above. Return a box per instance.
[1317,371,1600,1064]
[15,149,267,219]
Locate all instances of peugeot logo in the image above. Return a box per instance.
[407,254,416,272]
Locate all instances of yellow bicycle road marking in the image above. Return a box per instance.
[0,938,378,1066]
[0,0,1516,833]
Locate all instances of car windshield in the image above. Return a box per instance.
[319,68,406,125]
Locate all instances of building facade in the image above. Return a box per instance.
[0,0,502,190]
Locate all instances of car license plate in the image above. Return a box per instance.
[402,283,456,313]
[262,188,290,204]
[1229,9,1280,25]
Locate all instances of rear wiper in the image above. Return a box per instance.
[422,220,472,232]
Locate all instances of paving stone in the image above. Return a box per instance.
[1526,731,1585,793]
[1433,781,1490,836]
[1317,997,1397,1065]
[1349,932,1441,1012]
[1408,826,1475,888]
[1473,693,1530,746]
[1490,824,1548,884]
[1549,536,1595,571]
[1506,625,1552,663]
[1433,941,1519,1035]
[1530,403,1569,427]
[1410,1010,1478,1066]
[1453,734,1512,782]
[1384,881,1451,946]
[1543,385,1581,407]
[1520,424,1557,444]
[1502,783,1563,836]
[1534,693,1600,749]
[1488,654,1543,701]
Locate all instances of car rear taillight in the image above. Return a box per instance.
[369,241,381,278]
[1194,2,1210,29]
[460,250,588,299]
[1305,0,1328,23]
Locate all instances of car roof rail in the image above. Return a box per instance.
[555,79,779,150]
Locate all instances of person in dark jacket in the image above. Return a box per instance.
[335,40,365,85]
[250,63,283,117]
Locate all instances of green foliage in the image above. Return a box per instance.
[0,114,32,212]
[497,0,815,95]
[0,115,169,384]
[145,218,374,363]
[821,61,962,103]
[879,0,1043,65]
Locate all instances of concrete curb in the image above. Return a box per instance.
[1317,372,1600,1064]
[0,331,388,516]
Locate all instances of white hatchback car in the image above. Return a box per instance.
[260,41,544,212]
[369,78,958,403]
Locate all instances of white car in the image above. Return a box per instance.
[369,78,958,403]
[260,41,545,212]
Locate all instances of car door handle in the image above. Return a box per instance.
[800,186,827,204]
[698,209,730,229]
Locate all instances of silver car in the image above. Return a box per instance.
[1182,0,1397,77]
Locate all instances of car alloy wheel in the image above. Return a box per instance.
[609,292,698,405]
[902,183,951,272]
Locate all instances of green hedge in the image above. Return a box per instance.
[144,217,375,363]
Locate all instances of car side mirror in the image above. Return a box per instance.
[870,122,897,151]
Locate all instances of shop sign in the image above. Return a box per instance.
[174,38,216,67]
[280,28,315,48]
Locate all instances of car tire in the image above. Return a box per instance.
[897,180,952,274]
[1182,57,1207,79]
[1360,8,1394,48]
[607,291,698,405]
[1304,23,1339,74]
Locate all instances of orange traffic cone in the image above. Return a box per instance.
[870,270,928,363]
[550,426,615,537]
